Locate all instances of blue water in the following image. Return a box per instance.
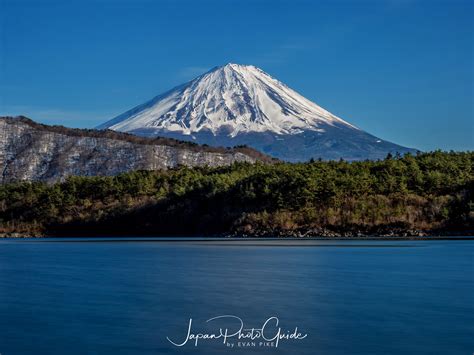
[0,239,473,355]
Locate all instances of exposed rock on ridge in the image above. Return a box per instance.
[0,116,268,183]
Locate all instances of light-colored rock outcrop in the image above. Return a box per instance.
[0,117,266,183]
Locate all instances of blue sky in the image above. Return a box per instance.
[1,0,472,151]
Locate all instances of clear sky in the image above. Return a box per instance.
[1,0,472,151]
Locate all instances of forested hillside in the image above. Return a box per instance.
[1,151,472,237]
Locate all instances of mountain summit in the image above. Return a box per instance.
[98,63,416,161]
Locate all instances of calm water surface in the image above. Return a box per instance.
[0,238,473,355]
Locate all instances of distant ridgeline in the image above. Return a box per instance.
[1,151,472,237]
[0,116,272,183]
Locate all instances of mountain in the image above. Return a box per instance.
[0,116,270,183]
[98,63,417,161]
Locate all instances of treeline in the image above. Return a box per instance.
[0,151,473,237]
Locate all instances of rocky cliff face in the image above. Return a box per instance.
[0,117,267,183]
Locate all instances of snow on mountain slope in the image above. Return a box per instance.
[98,63,417,161]
[98,63,357,136]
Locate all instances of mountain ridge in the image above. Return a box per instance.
[0,116,270,183]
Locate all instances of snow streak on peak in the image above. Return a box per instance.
[99,63,359,136]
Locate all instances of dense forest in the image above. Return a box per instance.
[0,151,473,237]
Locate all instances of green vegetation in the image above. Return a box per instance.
[1,151,473,237]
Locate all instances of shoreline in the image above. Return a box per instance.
[1,232,473,241]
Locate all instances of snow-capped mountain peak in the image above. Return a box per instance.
[98,63,357,137]
[98,63,416,161]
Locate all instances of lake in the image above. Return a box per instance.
[0,238,473,354]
